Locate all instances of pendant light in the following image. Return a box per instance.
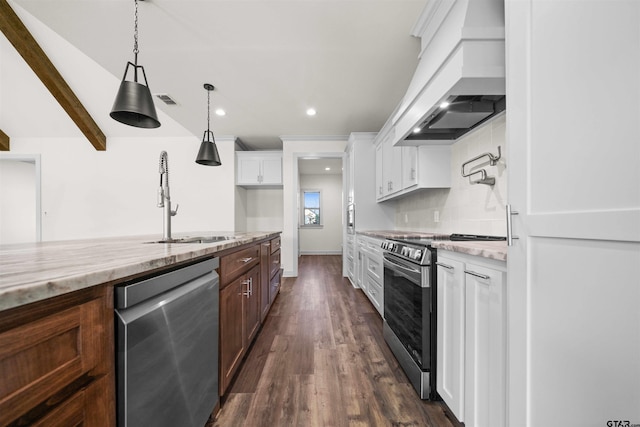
[110,0,161,128]
[195,84,222,166]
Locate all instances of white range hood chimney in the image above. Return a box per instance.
[388,0,505,145]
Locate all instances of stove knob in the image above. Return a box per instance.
[388,242,395,251]
[413,249,422,260]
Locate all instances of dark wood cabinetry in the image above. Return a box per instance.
[0,286,115,427]
[219,235,281,396]
[260,242,272,321]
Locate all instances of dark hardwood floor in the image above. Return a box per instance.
[210,255,460,427]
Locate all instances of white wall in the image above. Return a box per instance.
[394,113,507,236]
[0,160,36,244]
[299,173,342,254]
[245,188,283,232]
[6,136,239,241]
[282,137,348,277]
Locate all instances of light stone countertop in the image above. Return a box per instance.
[357,230,451,240]
[358,230,507,262]
[0,231,280,312]
[430,240,507,262]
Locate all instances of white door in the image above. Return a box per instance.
[506,1,640,426]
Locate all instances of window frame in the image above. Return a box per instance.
[300,189,323,228]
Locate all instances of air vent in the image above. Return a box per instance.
[155,93,178,105]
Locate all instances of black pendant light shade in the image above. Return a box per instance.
[195,83,222,166]
[196,131,221,166]
[110,0,161,129]
[110,62,160,128]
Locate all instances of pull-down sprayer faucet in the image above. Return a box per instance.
[157,151,179,241]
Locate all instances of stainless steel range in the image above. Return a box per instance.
[381,236,439,399]
[381,234,505,400]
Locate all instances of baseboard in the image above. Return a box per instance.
[299,250,342,255]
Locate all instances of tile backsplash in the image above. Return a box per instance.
[395,113,507,236]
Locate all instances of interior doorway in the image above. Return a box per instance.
[297,157,344,255]
[290,153,346,275]
[0,154,41,244]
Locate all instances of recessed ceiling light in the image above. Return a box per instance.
[306,108,317,116]
[440,101,450,109]
[215,109,226,116]
[325,167,331,171]
[413,127,422,133]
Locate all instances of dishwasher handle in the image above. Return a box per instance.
[116,271,218,324]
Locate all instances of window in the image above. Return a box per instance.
[302,190,321,226]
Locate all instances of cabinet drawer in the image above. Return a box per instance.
[366,255,383,283]
[0,298,103,426]
[270,236,281,254]
[220,244,260,285]
[270,249,281,279]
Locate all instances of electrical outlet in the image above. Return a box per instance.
[433,211,440,223]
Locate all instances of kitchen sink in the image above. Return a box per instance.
[147,236,234,244]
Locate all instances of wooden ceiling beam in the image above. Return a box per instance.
[0,0,107,151]
[0,129,9,151]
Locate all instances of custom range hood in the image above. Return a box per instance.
[390,0,505,144]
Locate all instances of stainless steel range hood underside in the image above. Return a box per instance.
[405,95,506,141]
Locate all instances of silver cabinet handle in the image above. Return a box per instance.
[240,257,253,263]
[241,279,251,297]
[465,270,490,280]
[506,204,519,246]
[436,262,454,270]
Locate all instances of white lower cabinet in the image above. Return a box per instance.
[436,256,466,421]
[436,251,506,427]
[356,234,384,317]
[345,234,355,286]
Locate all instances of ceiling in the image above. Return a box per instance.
[299,157,342,175]
[6,0,426,150]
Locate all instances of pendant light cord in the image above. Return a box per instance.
[207,89,211,133]
[133,0,139,63]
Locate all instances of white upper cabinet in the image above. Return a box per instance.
[381,134,402,197]
[376,140,451,202]
[236,151,283,188]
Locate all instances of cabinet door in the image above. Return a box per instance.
[244,265,261,344]
[507,3,640,425]
[219,280,245,394]
[402,146,418,189]
[375,143,384,200]
[382,137,402,196]
[0,294,113,427]
[436,257,466,422]
[237,157,261,184]
[260,242,271,322]
[464,264,506,427]
[269,271,281,305]
[261,157,282,185]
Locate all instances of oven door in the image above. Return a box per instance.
[383,252,431,369]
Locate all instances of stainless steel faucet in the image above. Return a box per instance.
[157,151,178,241]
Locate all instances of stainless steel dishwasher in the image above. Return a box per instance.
[115,258,219,427]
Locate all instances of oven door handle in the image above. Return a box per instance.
[384,255,422,276]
